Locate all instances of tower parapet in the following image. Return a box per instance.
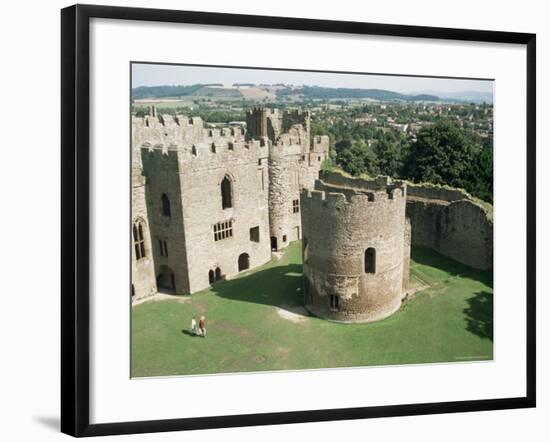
[300,177,409,323]
[245,107,281,141]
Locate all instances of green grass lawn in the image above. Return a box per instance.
[131,242,493,377]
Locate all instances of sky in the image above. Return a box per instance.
[132,63,493,96]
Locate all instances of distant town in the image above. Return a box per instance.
[132,82,493,142]
[132,82,493,204]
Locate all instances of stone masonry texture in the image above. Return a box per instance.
[131,107,328,300]
[131,108,492,325]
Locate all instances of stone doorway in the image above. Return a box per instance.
[238,253,250,272]
[157,265,175,292]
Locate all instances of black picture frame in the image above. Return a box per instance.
[61,4,536,437]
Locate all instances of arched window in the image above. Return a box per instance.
[208,270,215,284]
[215,267,222,281]
[365,248,376,274]
[221,176,233,209]
[133,221,146,259]
[238,253,250,272]
[161,193,171,217]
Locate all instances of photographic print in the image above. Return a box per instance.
[130,63,494,378]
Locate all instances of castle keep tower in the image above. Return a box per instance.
[300,175,410,323]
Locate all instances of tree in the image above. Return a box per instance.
[338,140,379,177]
[467,145,493,203]
[374,139,406,178]
[334,139,353,154]
[404,121,477,190]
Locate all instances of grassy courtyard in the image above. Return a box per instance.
[131,242,493,377]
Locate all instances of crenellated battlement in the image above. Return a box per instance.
[132,113,256,166]
[321,172,406,194]
[309,176,407,204]
[302,178,406,212]
[246,107,278,116]
[140,137,267,165]
[133,114,245,137]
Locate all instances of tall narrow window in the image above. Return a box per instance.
[133,221,146,259]
[221,176,233,209]
[329,294,340,311]
[161,193,171,217]
[158,239,168,257]
[292,199,300,213]
[365,247,376,274]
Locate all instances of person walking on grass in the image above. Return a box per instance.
[190,316,197,336]
[199,315,206,338]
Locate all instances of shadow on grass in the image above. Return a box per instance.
[206,247,493,319]
[209,263,304,310]
[181,329,200,337]
[411,246,493,287]
[463,291,493,341]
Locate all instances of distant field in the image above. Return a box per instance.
[131,242,493,377]
[133,99,196,108]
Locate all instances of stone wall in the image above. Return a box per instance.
[268,128,327,250]
[323,173,494,271]
[141,149,191,294]
[406,196,493,270]
[131,172,157,300]
[177,141,272,294]
[300,178,409,323]
[133,108,329,296]
[405,181,493,270]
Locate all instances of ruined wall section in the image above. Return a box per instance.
[406,196,493,270]
[300,179,408,323]
[406,185,493,270]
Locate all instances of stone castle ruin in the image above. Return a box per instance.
[132,107,329,299]
[131,106,493,324]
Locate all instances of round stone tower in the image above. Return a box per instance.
[300,176,410,323]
